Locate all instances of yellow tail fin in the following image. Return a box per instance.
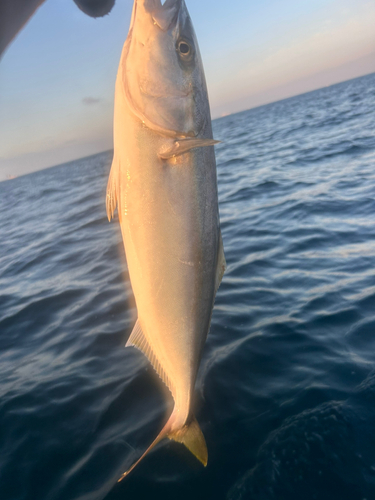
[168,416,208,466]
[117,413,207,481]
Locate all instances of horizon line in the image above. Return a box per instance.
[2,70,374,183]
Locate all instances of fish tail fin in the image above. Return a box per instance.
[117,417,171,482]
[168,415,208,467]
[117,411,207,482]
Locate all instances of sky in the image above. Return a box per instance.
[0,0,374,179]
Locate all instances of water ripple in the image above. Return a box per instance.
[0,75,375,499]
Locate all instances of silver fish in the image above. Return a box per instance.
[107,0,226,479]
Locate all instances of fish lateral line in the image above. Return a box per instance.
[117,409,207,482]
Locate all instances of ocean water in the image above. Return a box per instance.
[1,72,375,500]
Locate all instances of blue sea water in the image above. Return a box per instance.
[1,72,375,500]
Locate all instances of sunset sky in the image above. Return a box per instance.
[1,0,374,179]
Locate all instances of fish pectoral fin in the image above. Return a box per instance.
[126,320,174,396]
[215,231,226,294]
[158,138,220,160]
[106,155,120,222]
[168,416,208,467]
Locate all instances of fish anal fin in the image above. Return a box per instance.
[159,138,220,160]
[215,231,226,294]
[126,319,174,397]
[125,318,143,349]
[168,415,208,466]
[106,155,120,222]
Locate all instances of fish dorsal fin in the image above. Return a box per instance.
[126,319,175,396]
[215,231,226,294]
[106,154,120,222]
[158,138,220,160]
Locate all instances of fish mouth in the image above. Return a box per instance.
[149,0,182,31]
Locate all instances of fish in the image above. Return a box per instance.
[0,0,115,57]
[106,0,226,480]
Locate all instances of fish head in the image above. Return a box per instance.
[122,0,210,138]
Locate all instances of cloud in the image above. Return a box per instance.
[82,97,102,106]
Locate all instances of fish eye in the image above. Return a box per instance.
[178,41,190,56]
